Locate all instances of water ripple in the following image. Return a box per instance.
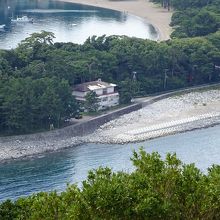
[21,9,98,13]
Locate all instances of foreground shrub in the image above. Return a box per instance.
[1,149,220,219]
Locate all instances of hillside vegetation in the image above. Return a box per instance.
[151,0,220,37]
[1,29,220,134]
[0,0,220,135]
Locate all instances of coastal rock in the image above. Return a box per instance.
[0,89,220,162]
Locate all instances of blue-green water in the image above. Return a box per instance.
[0,0,158,49]
[0,125,220,201]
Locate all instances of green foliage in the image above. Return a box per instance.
[84,91,99,112]
[118,79,139,104]
[0,200,18,220]
[2,150,220,219]
[171,0,212,10]
[171,8,220,38]
[170,0,220,38]
[1,19,220,134]
[0,76,78,134]
[151,0,220,38]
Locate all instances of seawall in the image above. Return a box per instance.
[0,83,220,162]
[0,103,142,144]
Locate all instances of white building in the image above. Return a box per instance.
[72,79,119,110]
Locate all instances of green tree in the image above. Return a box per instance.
[15,31,55,64]
[3,150,220,219]
[118,79,139,104]
[84,91,99,112]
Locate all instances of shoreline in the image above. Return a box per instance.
[1,120,220,164]
[85,116,220,144]
[1,88,220,163]
[56,0,173,41]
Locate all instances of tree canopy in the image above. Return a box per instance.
[1,149,220,219]
[1,0,220,135]
[1,29,220,134]
[151,0,220,38]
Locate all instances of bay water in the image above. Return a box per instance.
[0,0,158,49]
[0,125,220,201]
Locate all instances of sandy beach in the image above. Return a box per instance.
[57,0,173,41]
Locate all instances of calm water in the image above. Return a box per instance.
[0,125,220,201]
[0,0,158,49]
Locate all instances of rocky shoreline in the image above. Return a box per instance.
[84,89,220,143]
[0,89,220,163]
[84,115,220,144]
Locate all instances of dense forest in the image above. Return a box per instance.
[1,149,220,219]
[0,0,220,135]
[151,0,220,37]
[1,31,220,134]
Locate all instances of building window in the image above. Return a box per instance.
[103,88,107,95]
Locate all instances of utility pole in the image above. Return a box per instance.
[163,69,169,89]
[131,71,138,97]
[87,61,96,81]
[214,65,220,79]
[193,65,198,83]
[132,71,137,81]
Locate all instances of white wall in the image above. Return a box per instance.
[73,87,119,110]
[94,86,115,96]
[94,89,103,96]
[107,87,114,94]
[98,93,119,110]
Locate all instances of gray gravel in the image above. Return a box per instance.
[0,90,220,162]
